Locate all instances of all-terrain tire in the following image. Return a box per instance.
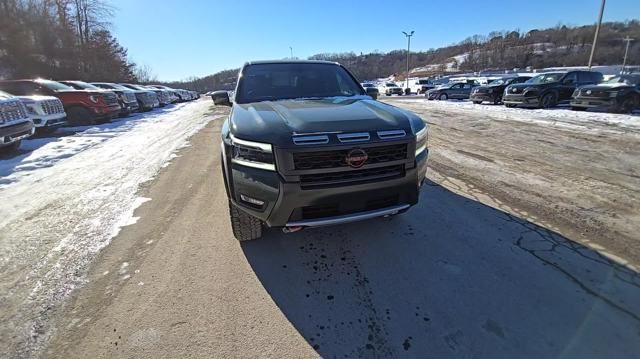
[539,92,558,109]
[0,140,21,153]
[505,103,516,108]
[229,201,263,241]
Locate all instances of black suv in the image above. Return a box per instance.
[470,76,532,104]
[503,71,603,108]
[212,60,429,241]
[570,74,640,113]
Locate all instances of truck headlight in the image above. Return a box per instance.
[229,133,275,171]
[415,126,428,156]
[89,95,100,103]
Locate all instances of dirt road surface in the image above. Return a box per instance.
[41,102,640,358]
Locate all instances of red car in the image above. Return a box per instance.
[0,79,121,125]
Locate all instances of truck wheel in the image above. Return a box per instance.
[229,201,263,241]
[570,106,587,111]
[67,107,95,125]
[539,93,557,109]
[1,140,21,153]
[472,100,482,105]
[617,96,638,114]
[439,93,448,101]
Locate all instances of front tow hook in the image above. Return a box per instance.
[282,226,305,234]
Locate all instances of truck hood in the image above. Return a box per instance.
[17,95,59,103]
[230,97,419,148]
[508,82,557,91]
[579,83,635,91]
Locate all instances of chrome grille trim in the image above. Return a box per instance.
[292,135,329,145]
[337,132,370,143]
[377,130,406,140]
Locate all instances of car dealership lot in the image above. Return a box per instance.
[2,98,640,358]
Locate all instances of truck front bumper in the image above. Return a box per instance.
[570,97,616,110]
[0,120,35,145]
[30,112,67,128]
[503,95,540,107]
[224,146,429,228]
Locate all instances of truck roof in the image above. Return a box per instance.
[244,59,339,66]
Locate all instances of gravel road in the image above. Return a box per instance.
[40,103,640,359]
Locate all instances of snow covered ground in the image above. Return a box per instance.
[389,97,640,134]
[0,100,221,357]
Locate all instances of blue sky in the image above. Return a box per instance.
[110,0,639,81]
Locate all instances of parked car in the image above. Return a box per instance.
[211,60,429,241]
[570,74,640,113]
[503,70,603,108]
[137,86,171,107]
[409,78,436,94]
[92,83,157,111]
[0,79,121,124]
[361,83,379,99]
[61,81,138,117]
[1,90,66,132]
[148,85,182,101]
[0,91,35,152]
[118,84,161,109]
[378,82,403,96]
[426,82,478,100]
[470,76,532,105]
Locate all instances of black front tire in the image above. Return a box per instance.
[616,96,638,114]
[0,140,22,153]
[229,201,263,241]
[505,104,516,108]
[472,100,482,105]
[539,93,557,109]
[571,106,587,111]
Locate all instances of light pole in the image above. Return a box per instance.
[622,36,634,74]
[402,31,414,93]
[289,47,293,59]
[588,0,606,70]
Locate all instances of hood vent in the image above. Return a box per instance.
[337,132,370,143]
[292,135,329,145]
[377,130,406,140]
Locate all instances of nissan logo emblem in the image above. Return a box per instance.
[345,148,368,168]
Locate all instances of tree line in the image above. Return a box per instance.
[0,0,144,82]
[167,20,639,92]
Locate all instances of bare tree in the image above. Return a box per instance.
[133,63,158,83]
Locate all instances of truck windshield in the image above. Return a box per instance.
[526,73,564,84]
[236,63,364,103]
[35,80,74,91]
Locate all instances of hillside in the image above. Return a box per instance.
[165,20,640,91]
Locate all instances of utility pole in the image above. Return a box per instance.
[588,0,606,70]
[289,47,293,59]
[402,31,414,93]
[622,36,634,74]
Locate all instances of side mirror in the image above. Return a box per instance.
[365,87,378,100]
[211,90,232,106]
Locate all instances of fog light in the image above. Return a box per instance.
[240,194,264,206]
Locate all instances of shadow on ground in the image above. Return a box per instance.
[242,181,640,359]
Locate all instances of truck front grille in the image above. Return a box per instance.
[42,99,64,114]
[299,164,404,189]
[104,93,118,105]
[293,144,407,170]
[0,101,28,122]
